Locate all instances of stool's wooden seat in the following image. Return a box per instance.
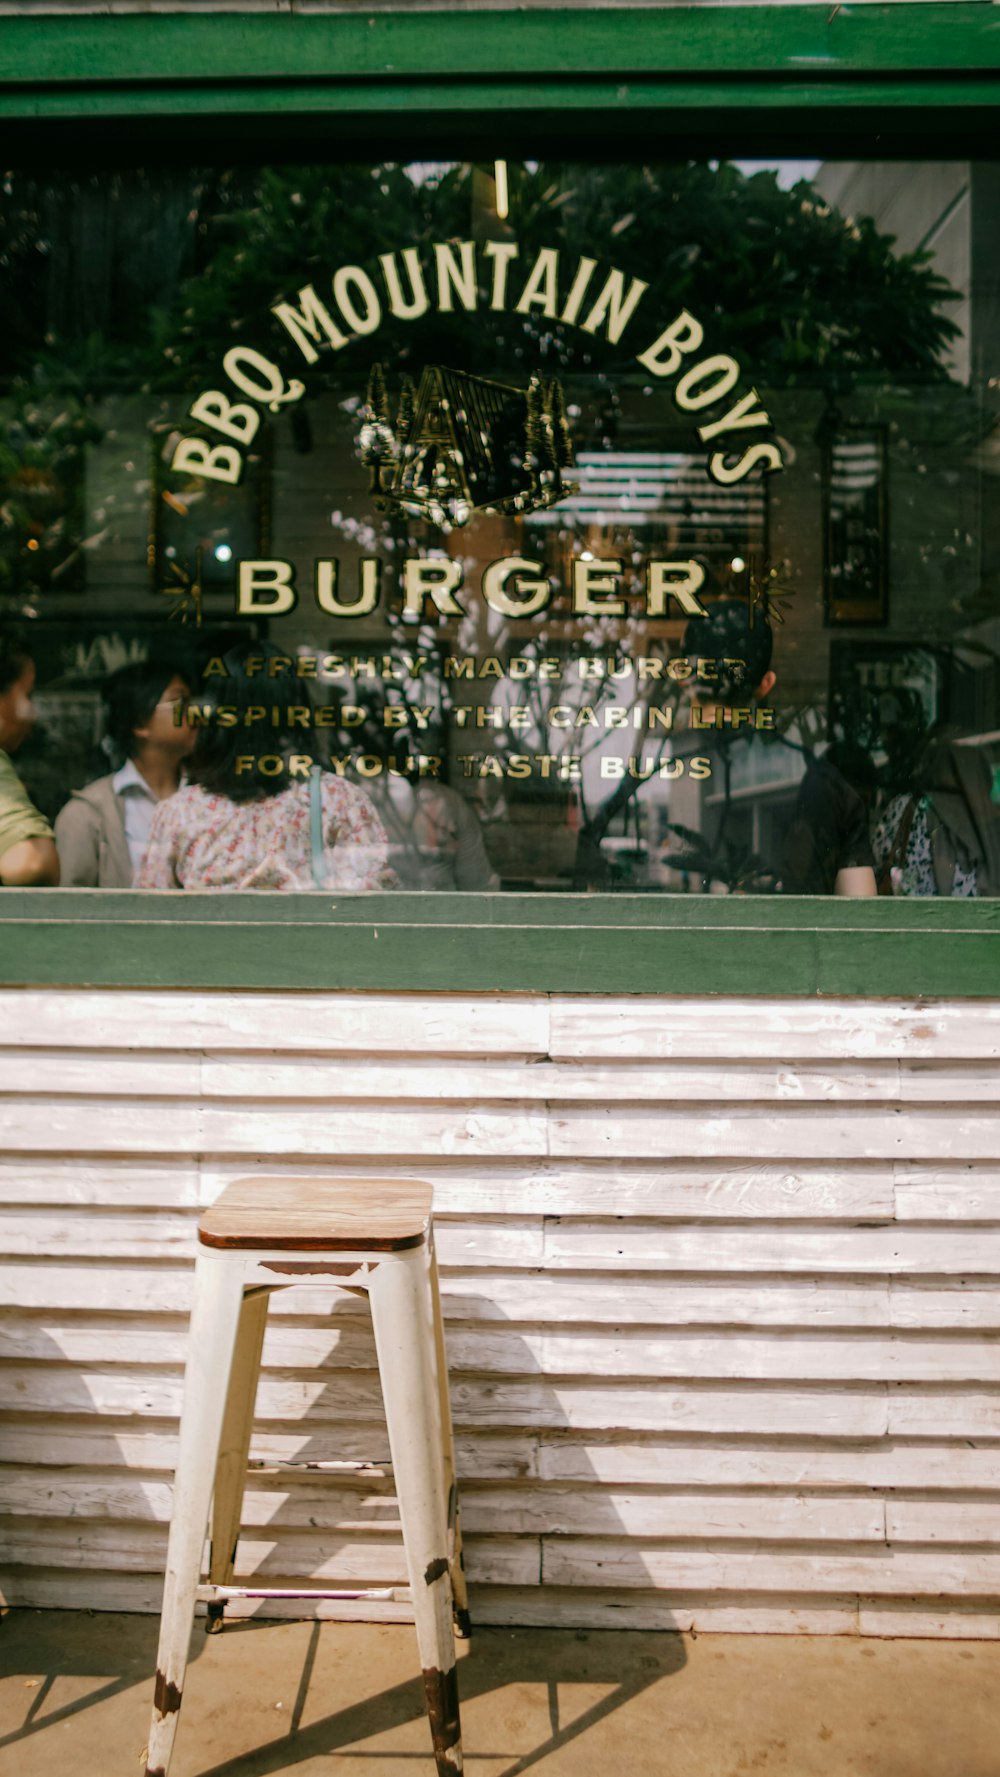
[198,1176,432,1251]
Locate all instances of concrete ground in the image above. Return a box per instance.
[2,1611,1000,1777]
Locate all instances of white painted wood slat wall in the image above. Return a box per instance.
[1,987,999,1639]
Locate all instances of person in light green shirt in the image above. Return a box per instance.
[0,634,60,886]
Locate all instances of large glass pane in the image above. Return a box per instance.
[1,156,997,894]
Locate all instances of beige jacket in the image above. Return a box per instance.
[54,775,132,887]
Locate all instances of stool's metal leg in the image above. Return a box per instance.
[369,1245,463,1777]
[428,1231,470,1638]
[145,1257,245,1777]
[206,1287,271,1633]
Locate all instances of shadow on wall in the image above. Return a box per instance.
[1,1290,687,1775]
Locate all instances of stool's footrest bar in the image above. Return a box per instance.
[197,1584,412,1604]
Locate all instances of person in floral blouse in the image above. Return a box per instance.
[135,647,396,893]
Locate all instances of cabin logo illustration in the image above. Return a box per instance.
[358,362,578,527]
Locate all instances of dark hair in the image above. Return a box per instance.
[681,597,774,700]
[103,657,189,759]
[186,644,319,802]
[0,631,33,695]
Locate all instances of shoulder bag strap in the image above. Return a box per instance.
[309,766,326,889]
[876,794,918,896]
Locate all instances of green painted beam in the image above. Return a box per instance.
[4,79,1000,123]
[1,6,999,86]
[1,892,997,996]
[1,5,999,126]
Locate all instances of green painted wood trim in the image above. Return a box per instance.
[5,79,1000,123]
[0,892,997,996]
[2,6,999,84]
[1,5,1000,123]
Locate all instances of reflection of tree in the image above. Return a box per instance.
[161,161,960,384]
[665,817,779,897]
[2,160,960,393]
[0,379,101,610]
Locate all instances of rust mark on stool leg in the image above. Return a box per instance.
[153,1670,182,1715]
[424,1555,449,1585]
[422,1663,462,1774]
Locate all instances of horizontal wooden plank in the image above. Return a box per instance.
[894,1169,1000,1221]
[6,1570,999,1637]
[897,1066,1000,1105]
[0,990,550,1055]
[472,1586,861,1635]
[548,1000,1000,1063]
[466,1488,886,1542]
[542,1224,1000,1275]
[0,1213,543,1267]
[0,1367,890,1436]
[857,1601,1000,1639]
[536,1439,1000,1491]
[0,1569,420,1621]
[206,1058,907,1106]
[542,1543,1000,1596]
[0,1264,196,1312]
[0,1051,203,1098]
[5,1569,999,1636]
[0,1472,888,1543]
[0,1161,203,1210]
[6,1317,998,1385]
[461,1381,889,1437]
[1,1051,950,1106]
[889,1283,1000,1331]
[0,1158,899,1222]
[8,1419,1000,1492]
[886,1501,1000,1544]
[0,1524,535,1586]
[8,1052,964,1107]
[889,1390,1000,1438]
[549,1106,1000,1162]
[0,1420,534,1480]
[0,1265,899,1325]
[0,1473,399,1530]
[0,1572,173,1615]
[0,1099,549,1157]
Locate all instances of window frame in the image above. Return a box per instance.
[1,2,999,996]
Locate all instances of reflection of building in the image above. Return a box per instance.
[814,162,973,382]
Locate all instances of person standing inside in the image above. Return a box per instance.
[55,658,195,886]
[0,633,60,886]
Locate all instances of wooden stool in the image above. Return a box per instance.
[144,1176,469,1777]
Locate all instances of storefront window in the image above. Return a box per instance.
[2,156,998,895]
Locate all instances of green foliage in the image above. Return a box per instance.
[664,819,780,894]
[2,159,960,396]
[0,379,101,608]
